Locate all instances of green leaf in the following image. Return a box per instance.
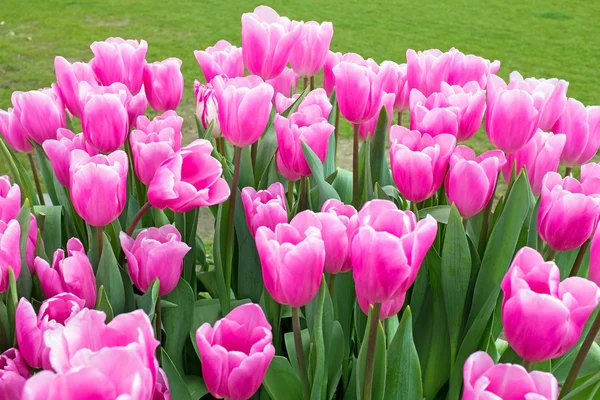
[328,168,352,204]
[356,307,387,400]
[136,278,160,319]
[263,356,304,400]
[0,138,23,194]
[562,371,600,400]
[15,201,32,298]
[95,285,115,322]
[33,205,62,256]
[96,233,125,315]
[183,375,208,400]
[161,348,193,400]
[163,278,195,374]
[239,145,254,189]
[385,307,422,400]
[212,202,231,315]
[370,105,391,186]
[418,205,451,224]
[284,329,310,374]
[33,143,59,205]
[10,147,39,206]
[362,137,374,204]
[309,280,327,400]
[327,321,345,400]
[527,197,541,250]
[323,89,337,178]
[302,141,340,210]
[6,267,18,345]
[105,217,123,258]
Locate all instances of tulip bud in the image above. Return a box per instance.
[333,61,383,123]
[0,175,21,223]
[130,124,181,185]
[357,292,405,320]
[54,56,98,118]
[379,61,410,112]
[0,107,33,153]
[0,348,30,399]
[0,220,20,292]
[42,128,98,187]
[241,183,288,237]
[90,37,147,95]
[11,86,65,145]
[194,80,221,138]
[266,67,299,99]
[552,98,600,167]
[143,58,184,112]
[323,51,379,97]
[194,40,244,83]
[288,21,334,78]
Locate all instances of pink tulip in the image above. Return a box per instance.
[143,58,184,112]
[120,225,191,296]
[266,67,299,99]
[390,126,456,203]
[358,92,395,140]
[0,348,30,399]
[25,214,38,274]
[439,82,487,141]
[136,110,183,138]
[538,171,600,251]
[242,183,288,237]
[194,40,244,83]
[275,108,334,177]
[501,247,600,361]
[148,139,230,212]
[276,151,302,182]
[0,220,20,293]
[445,146,506,218]
[552,98,600,167]
[0,175,21,222]
[69,150,128,227]
[323,51,379,97]
[255,218,325,307]
[321,199,357,224]
[241,6,301,80]
[16,294,84,369]
[446,48,500,89]
[194,80,221,138]
[42,128,98,187]
[54,56,98,118]
[379,61,410,112]
[486,74,544,153]
[130,123,182,186]
[333,61,383,123]
[349,200,437,303]
[11,86,65,145]
[127,88,148,127]
[289,21,334,77]
[0,107,33,153]
[275,93,300,114]
[35,238,97,307]
[153,368,171,400]
[196,303,275,400]
[275,88,333,118]
[321,199,357,273]
[357,292,405,320]
[90,37,148,95]
[502,130,566,196]
[212,75,274,147]
[590,226,600,287]
[463,351,558,400]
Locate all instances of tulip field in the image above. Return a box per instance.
[2,2,600,400]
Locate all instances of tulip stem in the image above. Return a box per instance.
[155,296,162,364]
[292,307,310,400]
[299,176,308,212]
[334,104,340,165]
[225,146,243,309]
[27,153,45,205]
[287,181,295,215]
[463,218,468,231]
[560,310,600,398]
[251,142,258,171]
[397,111,403,126]
[569,239,591,277]
[565,167,572,177]
[522,359,533,371]
[309,76,315,91]
[303,77,309,91]
[97,225,104,256]
[546,247,557,262]
[216,137,225,158]
[328,273,336,297]
[127,201,152,236]
[352,123,360,208]
[363,303,382,400]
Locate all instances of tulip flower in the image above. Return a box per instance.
[590,226,600,287]
[439,82,487,141]
[136,110,184,138]
[502,130,566,196]
[390,126,456,203]
[54,56,98,118]
[0,175,20,222]
[242,183,288,237]
[90,37,148,95]
[130,124,182,186]
[538,171,600,251]
[445,146,507,218]
[379,61,410,112]
[463,351,558,399]
[0,348,30,399]
[358,92,395,140]
[143,57,184,112]
[120,225,191,296]
[194,39,244,83]
[241,6,301,80]
[194,80,221,138]
[35,238,97,307]
[153,368,171,400]
[196,303,275,400]
[212,75,274,147]
[42,128,98,187]
[333,61,383,123]
[321,199,357,273]
[276,151,302,182]
[69,150,128,227]
[127,88,148,127]
[0,220,20,292]
[357,292,405,320]
[0,107,33,153]
[501,247,600,361]
[552,98,600,167]
[266,67,299,99]
[323,51,379,97]
[349,200,437,303]
[289,21,334,77]
[446,48,500,88]
[275,88,333,118]
[148,139,230,212]
[10,86,65,145]
[255,219,325,307]
[486,74,544,153]
[275,93,301,114]
[15,294,84,369]
[321,199,357,224]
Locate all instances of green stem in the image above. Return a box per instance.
[303,77,309,91]
[155,295,162,364]
[272,302,281,354]
[352,123,360,208]
[127,201,152,236]
[569,239,591,277]
[463,218,468,231]
[251,141,257,171]
[565,166,572,177]
[546,247,557,262]
[309,76,315,91]
[97,225,104,256]
[334,104,340,165]
[328,273,336,298]
[224,146,243,313]
[217,137,225,158]
[411,201,419,217]
[299,176,308,212]
[363,303,382,400]
[0,300,7,350]
[522,359,533,371]
[287,181,294,216]
[292,307,310,400]
[28,153,45,205]
[397,111,403,126]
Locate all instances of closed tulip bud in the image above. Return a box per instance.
[289,21,334,77]
[90,37,147,95]
[446,48,500,89]
[390,126,456,203]
[54,56,98,118]
[196,304,275,400]
[143,58,184,112]
[0,176,21,222]
[379,61,410,112]
[502,130,566,196]
[242,6,302,80]
[0,107,33,153]
[148,139,230,212]
[69,150,128,227]
[194,80,221,138]
[35,238,97,307]
[0,348,31,399]
[358,92,395,140]
[212,75,274,147]
[16,294,84,369]
[445,146,506,218]
[538,170,600,251]
[0,220,20,292]
[357,292,405,320]
[463,351,558,399]
[130,124,182,185]
[501,247,600,361]
[552,98,600,167]
[194,40,244,83]
[120,225,191,296]
[11,86,65,145]
[242,183,288,237]
[333,61,383,123]
[323,51,379,97]
[136,110,183,138]
[255,219,325,307]
[42,128,98,187]
[350,200,437,303]
[409,89,459,137]
[266,67,299,99]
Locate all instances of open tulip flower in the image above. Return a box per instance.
[0,348,31,399]
[0,175,21,223]
[552,98,600,167]
[194,39,244,83]
[42,128,98,187]
[54,56,98,118]
[241,182,288,237]
[130,122,182,185]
